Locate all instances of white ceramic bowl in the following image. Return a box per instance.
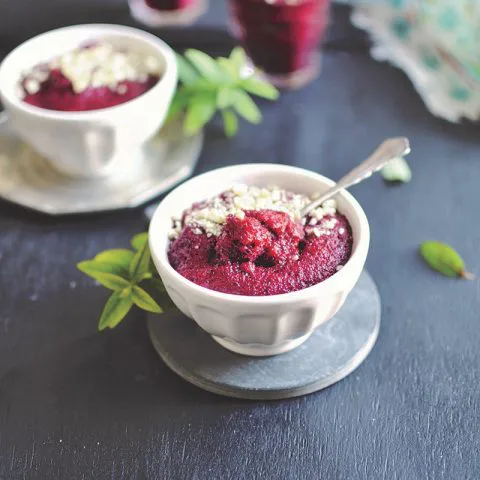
[0,24,177,178]
[149,164,370,356]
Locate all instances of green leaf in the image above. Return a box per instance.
[94,249,134,270]
[88,271,130,290]
[185,49,227,83]
[381,157,412,183]
[231,89,262,124]
[132,286,163,313]
[216,57,238,81]
[141,281,177,312]
[217,86,236,109]
[419,241,475,279]
[77,260,129,280]
[129,235,152,282]
[120,285,132,298]
[221,109,238,137]
[98,290,133,331]
[131,232,148,251]
[176,53,201,86]
[241,76,279,100]
[183,92,216,135]
[229,47,246,71]
[166,90,189,123]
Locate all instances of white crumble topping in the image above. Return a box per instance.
[322,199,336,208]
[322,218,338,230]
[21,41,163,96]
[169,185,341,240]
[24,78,40,95]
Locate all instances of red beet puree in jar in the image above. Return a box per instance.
[229,0,330,85]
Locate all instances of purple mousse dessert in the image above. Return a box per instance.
[168,185,353,296]
[19,42,162,111]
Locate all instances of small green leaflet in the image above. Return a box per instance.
[166,47,279,137]
[229,47,246,70]
[131,232,148,251]
[98,290,134,331]
[221,109,238,137]
[91,272,130,290]
[77,232,174,331]
[381,157,412,183]
[217,86,235,109]
[77,260,129,284]
[231,89,262,124]
[419,241,475,279]
[166,91,189,123]
[184,91,216,135]
[185,49,227,83]
[132,286,163,313]
[95,249,134,270]
[241,76,279,100]
[129,234,153,282]
[176,53,200,86]
[216,57,238,80]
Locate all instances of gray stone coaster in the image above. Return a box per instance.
[148,271,380,400]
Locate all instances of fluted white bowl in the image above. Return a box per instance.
[149,164,370,356]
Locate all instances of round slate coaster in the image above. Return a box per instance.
[147,271,380,400]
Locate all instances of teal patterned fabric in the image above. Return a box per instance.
[346,0,480,84]
[351,1,480,120]
[389,0,480,80]
[418,1,480,77]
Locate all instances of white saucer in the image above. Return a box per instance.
[0,120,203,215]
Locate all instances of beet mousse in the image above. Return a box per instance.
[19,42,162,111]
[168,185,353,296]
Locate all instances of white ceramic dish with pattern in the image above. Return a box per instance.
[0,24,177,178]
[149,164,370,357]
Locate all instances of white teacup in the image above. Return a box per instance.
[0,24,177,179]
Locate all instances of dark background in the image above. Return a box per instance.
[1,2,480,479]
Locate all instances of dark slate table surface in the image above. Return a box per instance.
[1,2,480,480]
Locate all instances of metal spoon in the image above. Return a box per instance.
[301,137,411,218]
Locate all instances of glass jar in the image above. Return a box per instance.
[129,0,208,27]
[228,0,331,89]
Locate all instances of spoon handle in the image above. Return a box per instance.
[301,137,411,217]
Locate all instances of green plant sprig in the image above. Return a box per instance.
[168,47,280,137]
[77,232,173,331]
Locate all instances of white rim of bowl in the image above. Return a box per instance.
[0,23,177,120]
[149,164,370,305]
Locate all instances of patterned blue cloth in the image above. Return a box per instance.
[353,0,480,79]
[351,1,480,121]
